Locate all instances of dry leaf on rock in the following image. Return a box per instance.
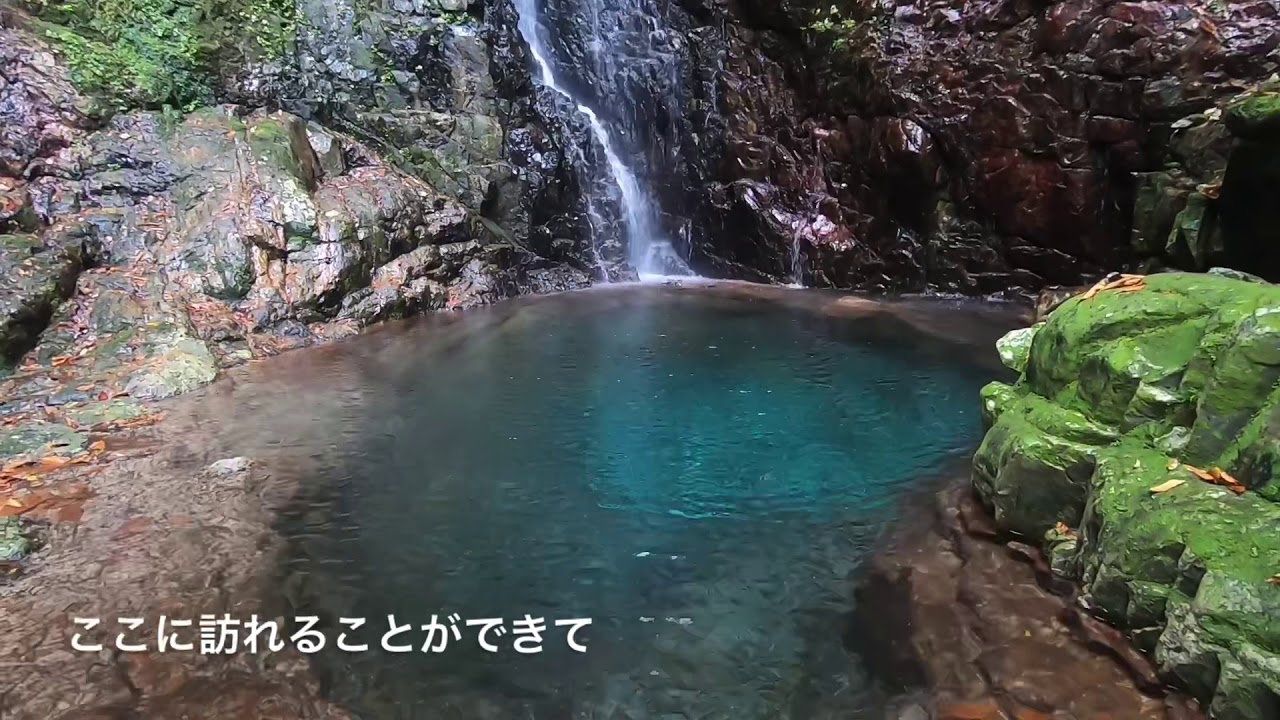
[1150,479,1186,494]
[1185,465,1247,495]
[1186,465,1216,481]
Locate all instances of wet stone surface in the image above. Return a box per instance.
[850,484,1205,720]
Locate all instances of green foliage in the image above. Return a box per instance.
[31,0,210,112]
[28,0,297,114]
[439,9,470,26]
[806,5,859,49]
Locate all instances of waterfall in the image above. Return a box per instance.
[513,0,693,279]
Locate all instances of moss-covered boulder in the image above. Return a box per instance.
[973,271,1280,718]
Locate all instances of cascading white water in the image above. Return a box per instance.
[513,0,693,279]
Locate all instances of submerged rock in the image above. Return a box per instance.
[0,517,29,561]
[0,420,87,461]
[851,484,1193,718]
[972,271,1280,715]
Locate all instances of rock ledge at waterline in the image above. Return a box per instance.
[1,24,589,464]
[975,271,1280,720]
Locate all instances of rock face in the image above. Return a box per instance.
[0,22,588,373]
[1132,79,1280,281]
[973,272,1280,719]
[681,0,1280,292]
[16,0,1280,297]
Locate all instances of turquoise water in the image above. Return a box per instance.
[269,287,1006,719]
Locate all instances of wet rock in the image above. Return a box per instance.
[850,484,1191,718]
[0,420,86,461]
[306,123,346,180]
[674,0,1279,289]
[64,399,147,429]
[123,336,220,400]
[0,517,29,561]
[973,271,1280,713]
[0,26,95,177]
[0,232,91,365]
[204,456,251,477]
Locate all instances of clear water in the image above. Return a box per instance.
[268,286,1003,720]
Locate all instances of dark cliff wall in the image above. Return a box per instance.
[670,0,1280,294]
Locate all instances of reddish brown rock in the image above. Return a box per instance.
[687,0,1280,295]
[849,484,1202,720]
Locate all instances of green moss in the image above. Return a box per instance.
[806,4,860,49]
[975,271,1280,709]
[973,392,1118,537]
[29,0,297,113]
[1225,92,1280,140]
[246,118,303,175]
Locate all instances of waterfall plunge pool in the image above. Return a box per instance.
[238,283,1020,719]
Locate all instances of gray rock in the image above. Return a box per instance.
[306,123,346,179]
[0,517,29,562]
[205,456,252,478]
[0,421,87,462]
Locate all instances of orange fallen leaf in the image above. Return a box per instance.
[1186,464,1216,481]
[88,440,106,453]
[1080,274,1147,301]
[1198,181,1222,200]
[4,498,23,508]
[1268,575,1280,586]
[1209,467,1247,495]
[1054,521,1078,538]
[1186,464,1247,495]
[50,355,74,367]
[1150,479,1186,494]
[35,455,73,471]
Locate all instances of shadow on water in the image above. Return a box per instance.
[237,284,1021,720]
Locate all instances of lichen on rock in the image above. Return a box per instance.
[972,271,1280,717]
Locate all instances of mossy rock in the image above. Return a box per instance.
[0,517,30,561]
[0,420,87,466]
[996,324,1038,373]
[1026,273,1279,422]
[973,391,1117,537]
[975,271,1280,715]
[1225,92,1280,141]
[979,380,1018,428]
